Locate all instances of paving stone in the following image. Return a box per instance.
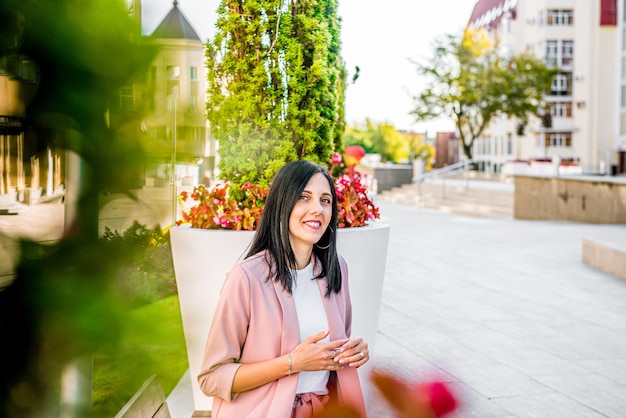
[577,358,626,385]
[444,364,555,399]
[488,348,590,377]
[493,392,609,417]
[534,372,626,415]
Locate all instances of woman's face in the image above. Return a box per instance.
[288,172,333,254]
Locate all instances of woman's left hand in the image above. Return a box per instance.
[333,337,369,367]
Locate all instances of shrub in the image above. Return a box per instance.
[100,222,176,307]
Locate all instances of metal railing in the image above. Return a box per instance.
[414,159,475,200]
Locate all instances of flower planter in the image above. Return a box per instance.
[170,226,255,412]
[170,222,390,413]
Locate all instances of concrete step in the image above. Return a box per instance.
[378,180,514,220]
[422,199,513,218]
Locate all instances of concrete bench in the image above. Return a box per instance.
[115,375,171,418]
[582,237,626,281]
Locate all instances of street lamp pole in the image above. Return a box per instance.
[171,84,178,226]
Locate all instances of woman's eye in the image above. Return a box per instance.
[321,198,332,205]
[300,194,309,200]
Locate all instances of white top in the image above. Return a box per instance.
[292,262,330,395]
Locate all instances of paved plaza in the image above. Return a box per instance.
[371,201,626,417]
[2,186,626,417]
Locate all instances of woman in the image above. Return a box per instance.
[198,160,369,417]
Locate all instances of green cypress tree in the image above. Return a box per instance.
[206,0,345,190]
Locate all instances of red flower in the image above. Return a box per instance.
[344,145,366,167]
[313,370,458,418]
[370,370,458,418]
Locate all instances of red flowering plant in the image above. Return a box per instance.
[177,148,380,230]
[329,146,380,227]
[177,181,268,231]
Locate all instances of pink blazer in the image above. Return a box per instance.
[197,251,366,418]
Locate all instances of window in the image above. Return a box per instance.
[546,9,573,26]
[148,127,168,141]
[545,132,572,148]
[545,40,574,67]
[551,73,572,96]
[21,59,38,82]
[119,85,134,111]
[506,133,513,155]
[561,41,574,66]
[189,74,200,110]
[548,101,573,117]
[190,95,199,110]
[190,66,198,80]
[167,65,180,79]
[545,40,558,67]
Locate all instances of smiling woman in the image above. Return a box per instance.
[196,160,369,418]
[169,197,390,415]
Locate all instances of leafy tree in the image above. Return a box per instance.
[405,131,435,170]
[344,120,431,164]
[342,124,374,154]
[411,29,556,160]
[206,0,346,191]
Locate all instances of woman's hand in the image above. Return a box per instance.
[290,330,348,373]
[333,336,369,368]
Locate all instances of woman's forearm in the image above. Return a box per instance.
[231,353,292,393]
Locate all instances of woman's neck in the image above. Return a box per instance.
[292,245,313,270]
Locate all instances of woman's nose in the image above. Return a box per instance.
[310,200,324,214]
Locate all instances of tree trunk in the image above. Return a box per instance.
[462,138,473,161]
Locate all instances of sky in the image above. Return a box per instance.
[142,0,478,136]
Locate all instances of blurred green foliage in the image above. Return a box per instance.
[0,0,162,416]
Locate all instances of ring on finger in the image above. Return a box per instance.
[359,351,364,358]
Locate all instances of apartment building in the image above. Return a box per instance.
[468,0,625,175]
